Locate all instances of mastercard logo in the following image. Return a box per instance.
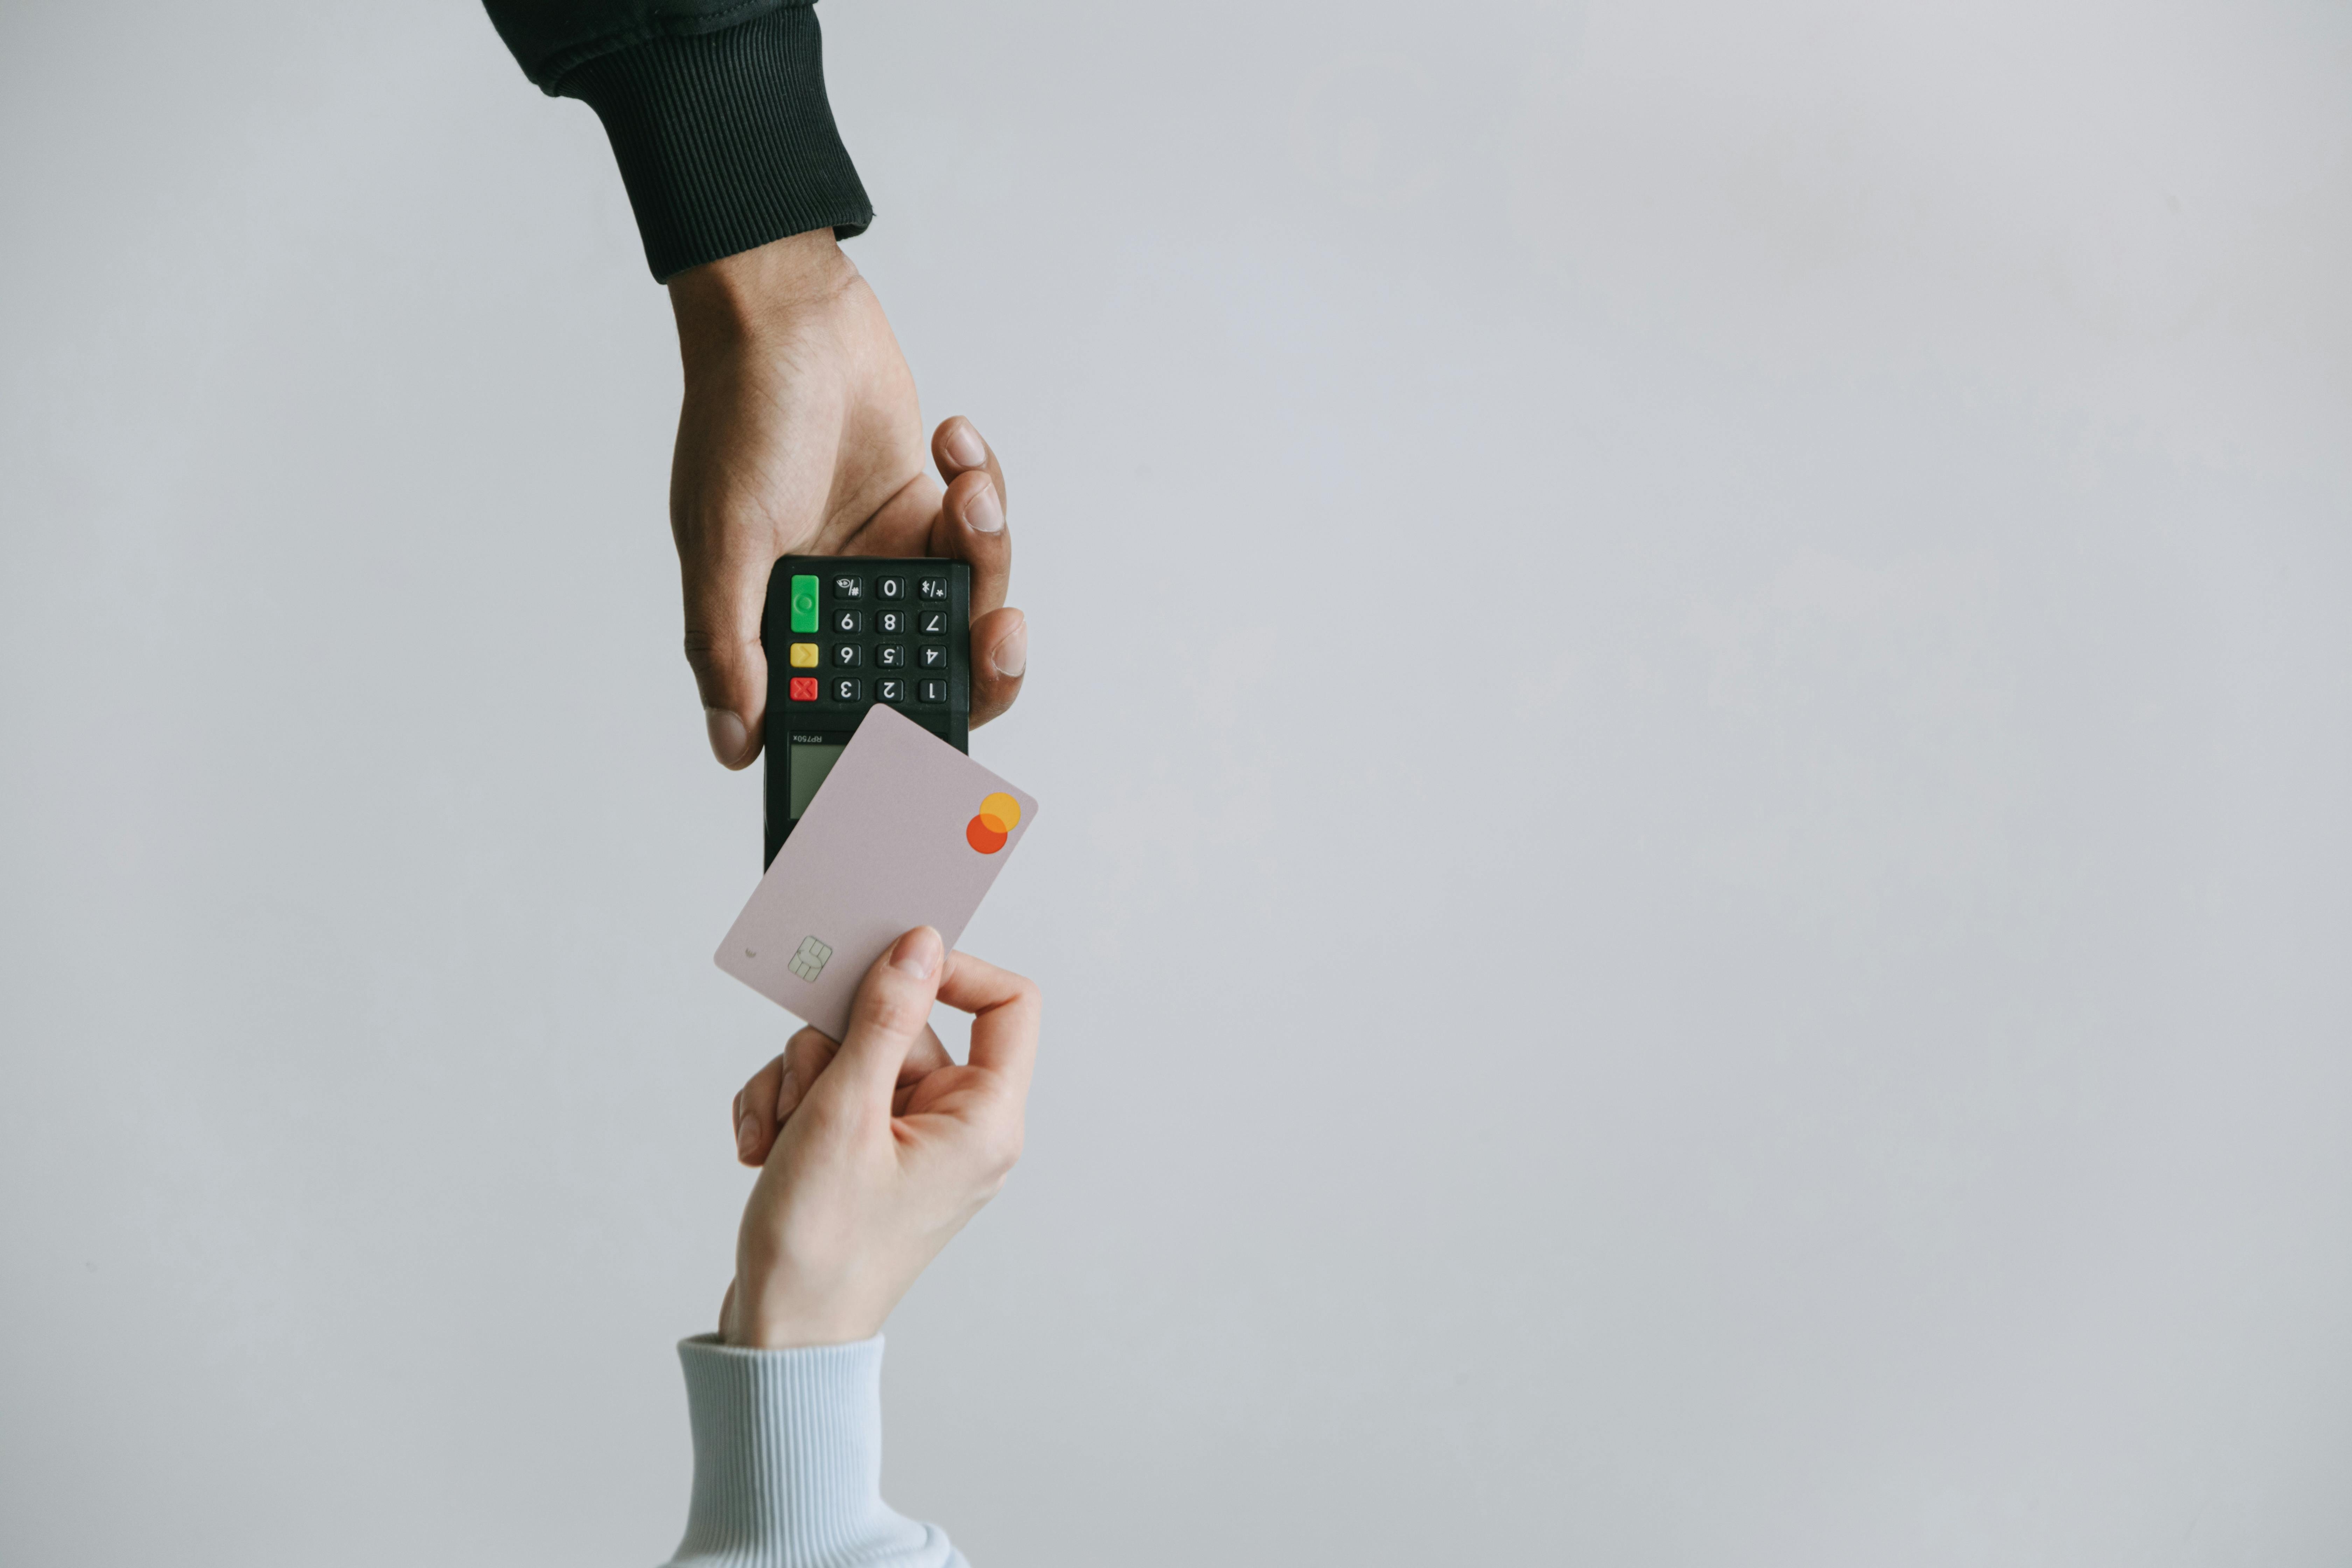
[966,791,1021,854]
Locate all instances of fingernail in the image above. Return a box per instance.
[705,707,749,766]
[735,1110,759,1160]
[963,483,1004,535]
[944,422,987,470]
[890,925,942,978]
[991,618,1027,680]
[775,1071,800,1119]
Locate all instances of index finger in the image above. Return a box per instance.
[936,950,1042,1098]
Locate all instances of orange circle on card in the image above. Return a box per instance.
[966,815,1008,854]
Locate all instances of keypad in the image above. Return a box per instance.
[782,564,962,719]
[767,557,972,866]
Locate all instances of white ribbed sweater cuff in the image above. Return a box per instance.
[668,1333,962,1568]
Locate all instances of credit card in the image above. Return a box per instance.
[714,703,1038,1039]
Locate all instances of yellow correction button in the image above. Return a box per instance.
[788,642,820,668]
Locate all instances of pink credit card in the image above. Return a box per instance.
[714,704,1038,1039]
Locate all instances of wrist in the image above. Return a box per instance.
[726,1257,882,1349]
[668,230,858,352]
[727,1294,880,1351]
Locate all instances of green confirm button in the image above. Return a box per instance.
[789,574,820,633]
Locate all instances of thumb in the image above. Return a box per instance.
[810,926,945,1113]
[680,549,769,770]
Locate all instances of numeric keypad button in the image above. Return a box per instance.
[876,644,906,668]
[875,608,908,635]
[876,678,906,704]
[917,679,947,705]
[830,575,863,600]
[830,608,863,634]
[832,644,862,667]
[917,644,947,670]
[917,609,947,636]
[918,577,948,601]
[875,576,907,601]
[832,677,864,703]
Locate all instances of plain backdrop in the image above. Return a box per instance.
[4,1,2350,1563]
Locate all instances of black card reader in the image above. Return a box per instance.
[761,555,972,867]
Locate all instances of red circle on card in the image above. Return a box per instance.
[966,815,1008,854]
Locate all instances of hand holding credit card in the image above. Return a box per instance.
[715,703,1038,1039]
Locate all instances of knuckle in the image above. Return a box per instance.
[860,986,930,1040]
[681,629,757,672]
[980,1119,1026,1178]
[793,1093,856,1144]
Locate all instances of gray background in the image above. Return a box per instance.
[3,1,2348,1563]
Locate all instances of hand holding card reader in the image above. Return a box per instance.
[762,556,971,867]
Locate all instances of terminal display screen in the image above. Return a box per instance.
[788,738,844,820]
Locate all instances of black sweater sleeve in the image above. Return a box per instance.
[482,0,872,281]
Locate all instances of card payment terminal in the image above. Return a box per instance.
[761,556,972,867]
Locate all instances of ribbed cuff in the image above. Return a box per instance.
[670,1334,957,1567]
[559,6,873,282]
